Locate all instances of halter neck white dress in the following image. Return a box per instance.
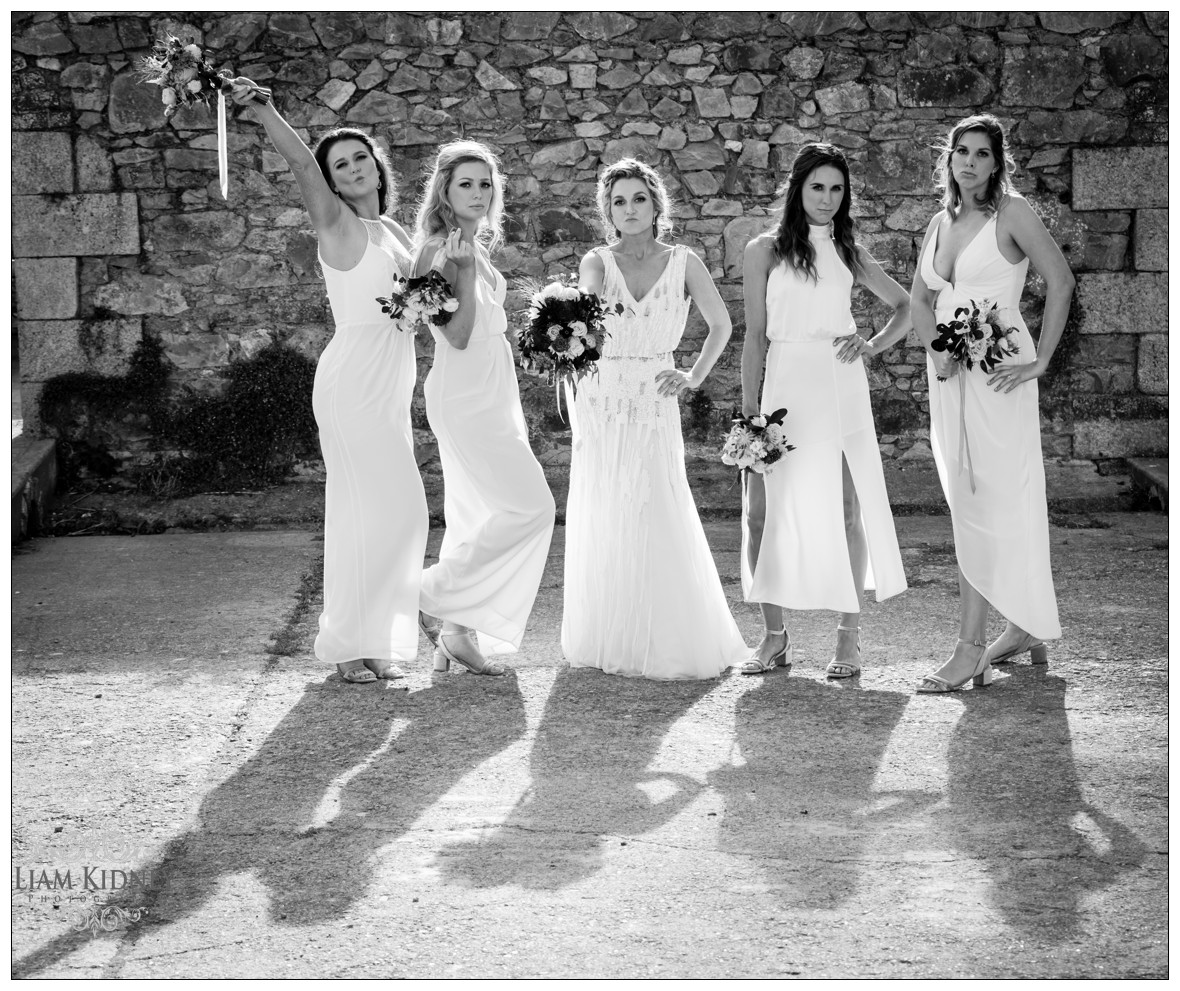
[419,245,555,655]
[920,210,1061,640]
[314,217,428,665]
[562,244,749,680]
[743,225,907,612]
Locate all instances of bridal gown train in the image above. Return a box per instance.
[313,217,428,664]
[920,212,1061,640]
[562,243,749,680]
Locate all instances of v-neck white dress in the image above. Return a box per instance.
[920,210,1060,640]
[562,244,749,680]
[419,247,555,655]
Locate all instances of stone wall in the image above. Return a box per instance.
[12,10,1169,477]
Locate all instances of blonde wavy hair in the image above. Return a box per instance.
[413,140,506,253]
[595,158,675,243]
[935,113,1016,218]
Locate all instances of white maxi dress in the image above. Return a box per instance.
[419,249,555,655]
[920,212,1061,640]
[562,244,749,680]
[314,217,428,665]
[743,224,907,612]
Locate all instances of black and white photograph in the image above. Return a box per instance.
[10,10,1168,980]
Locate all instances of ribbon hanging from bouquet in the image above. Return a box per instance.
[956,373,976,494]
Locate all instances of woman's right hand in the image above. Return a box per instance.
[442,228,475,270]
[930,351,959,380]
[227,76,270,108]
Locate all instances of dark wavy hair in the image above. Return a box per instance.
[312,127,396,215]
[771,142,860,283]
[936,113,1015,217]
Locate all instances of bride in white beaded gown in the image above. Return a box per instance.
[562,159,749,680]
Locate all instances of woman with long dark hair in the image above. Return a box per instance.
[740,142,911,678]
[911,114,1073,693]
[229,78,428,684]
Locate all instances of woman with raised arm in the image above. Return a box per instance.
[562,158,748,680]
[229,78,427,684]
[911,114,1073,693]
[740,142,910,680]
[412,141,555,677]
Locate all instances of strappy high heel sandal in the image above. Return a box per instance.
[916,638,994,693]
[988,631,1047,666]
[826,623,862,679]
[363,659,406,680]
[434,630,508,676]
[336,659,377,684]
[739,629,793,675]
[418,610,442,647]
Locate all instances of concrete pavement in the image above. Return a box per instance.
[10,514,1169,979]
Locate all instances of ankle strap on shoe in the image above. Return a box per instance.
[837,624,859,632]
[957,637,986,647]
[765,628,786,636]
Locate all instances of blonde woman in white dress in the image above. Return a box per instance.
[413,141,555,676]
[741,142,911,679]
[563,158,749,680]
[230,78,427,684]
[912,114,1073,693]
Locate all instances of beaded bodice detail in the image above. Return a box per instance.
[577,244,690,423]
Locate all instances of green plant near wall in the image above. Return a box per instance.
[39,336,319,497]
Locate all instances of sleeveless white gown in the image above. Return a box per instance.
[562,244,749,680]
[314,217,428,664]
[419,248,555,655]
[744,225,907,612]
[920,211,1061,640]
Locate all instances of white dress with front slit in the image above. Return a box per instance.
[743,225,907,612]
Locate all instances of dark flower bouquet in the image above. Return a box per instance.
[517,276,623,388]
[137,34,270,118]
[720,407,794,475]
[376,271,459,333]
[930,299,1020,381]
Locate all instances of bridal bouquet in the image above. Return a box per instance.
[720,408,794,474]
[930,299,1020,381]
[517,276,623,385]
[376,271,459,333]
[137,34,270,198]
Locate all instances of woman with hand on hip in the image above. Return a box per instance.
[740,142,910,679]
[229,77,427,684]
[911,114,1072,693]
[413,141,555,677]
[562,158,748,680]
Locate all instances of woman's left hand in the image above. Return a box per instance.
[655,369,696,398]
[833,333,873,364]
[987,360,1045,394]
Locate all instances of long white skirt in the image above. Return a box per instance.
[562,364,749,680]
[420,333,555,655]
[927,318,1061,640]
[744,340,907,613]
[313,324,428,664]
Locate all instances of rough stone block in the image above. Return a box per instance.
[1135,209,1167,271]
[1073,147,1168,210]
[14,258,78,320]
[1001,47,1086,109]
[722,215,767,278]
[93,272,189,316]
[13,193,139,257]
[1066,334,1137,394]
[1075,273,1168,334]
[75,134,114,192]
[17,318,144,381]
[12,132,73,194]
[1073,417,1168,459]
[1137,334,1168,395]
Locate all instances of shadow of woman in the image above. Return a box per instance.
[709,675,928,911]
[435,666,719,891]
[13,673,526,978]
[939,665,1147,940]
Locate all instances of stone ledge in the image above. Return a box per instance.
[12,437,58,542]
[1127,456,1167,513]
[12,193,139,257]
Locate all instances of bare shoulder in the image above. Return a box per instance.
[744,231,776,259]
[381,216,413,250]
[997,192,1040,229]
[579,247,606,271]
